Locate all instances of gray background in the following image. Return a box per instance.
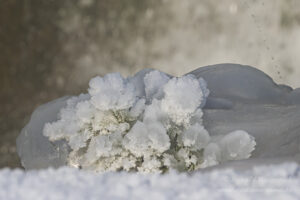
[1,0,300,168]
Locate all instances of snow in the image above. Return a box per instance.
[1,163,300,200]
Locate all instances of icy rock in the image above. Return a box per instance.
[16,63,300,171]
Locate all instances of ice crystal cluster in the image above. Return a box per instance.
[43,70,256,173]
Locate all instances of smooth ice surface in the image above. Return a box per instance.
[16,96,70,169]
[17,63,300,170]
[1,163,300,200]
[189,64,293,105]
[188,64,300,165]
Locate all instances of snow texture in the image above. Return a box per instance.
[17,63,300,172]
[1,163,300,200]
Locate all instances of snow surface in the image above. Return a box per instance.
[1,163,300,200]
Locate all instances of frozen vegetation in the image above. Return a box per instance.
[17,64,300,172]
[37,68,255,172]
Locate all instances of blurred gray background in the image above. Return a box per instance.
[1,0,300,168]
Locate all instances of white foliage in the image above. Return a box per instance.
[43,70,256,173]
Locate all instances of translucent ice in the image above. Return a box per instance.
[16,96,70,169]
[189,64,292,105]
[188,64,300,166]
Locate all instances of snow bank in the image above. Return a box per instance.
[1,163,300,200]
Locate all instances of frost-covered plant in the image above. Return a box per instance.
[43,70,256,173]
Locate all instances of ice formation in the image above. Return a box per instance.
[40,70,255,172]
[17,63,300,172]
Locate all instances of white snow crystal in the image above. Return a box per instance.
[144,70,170,100]
[219,130,256,161]
[89,73,137,110]
[124,121,170,157]
[202,142,221,167]
[180,123,210,150]
[161,75,208,126]
[129,98,146,119]
[76,100,95,124]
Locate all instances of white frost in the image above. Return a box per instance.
[180,123,210,150]
[124,121,170,157]
[144,70,170,100]
[161,75,209,126]
[219,130,256,161]
[89,73,137,110]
